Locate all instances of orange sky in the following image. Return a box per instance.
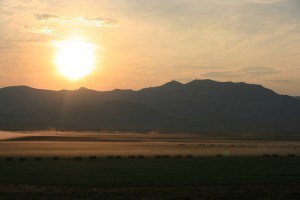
[0,0,299,95]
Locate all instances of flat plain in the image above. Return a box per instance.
[0,131,300,199]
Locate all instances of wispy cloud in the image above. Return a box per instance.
[35,13,58,20]
[58,16,118,28]
[268,79,294,84]
[204,67,280,79]
[24,25,56,36]
[23,13,118,37]
[34,13,117,28]
[174,65,225,70]
[242,0,290,4]
[0,0,47,9]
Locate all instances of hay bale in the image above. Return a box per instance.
[74,157,83,161]
[288,154,296,157]
[174,154,182,158]
[53,156,60,161]
[19,157,27,161]
[155,155,162,158]
[216,154,224,157]
[114,155,122,159]
[5,157,13,161]
[186,154,193,158]
[272,154,279,157]
[89,156,97,160]
[163,155,170,158]
[137,155,145,159]
[128,155,136,159]
[34,157,42,161]
[106,155,114,159]
[263,154,271,157]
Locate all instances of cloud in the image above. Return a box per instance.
[34,13,117,28]
[35,13,58,20]
[0,0,46,9]
[241,67,280,76]
[24,25,56,36]
[174,65,225,70]
[204,71,239,79]
[58,16,118,28]
[268,79,294,83]
[23,14,118,37]
[242,0,289,4]
[204,67,280,79]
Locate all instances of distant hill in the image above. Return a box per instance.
[295,96,300,100]
[0,80,300,133]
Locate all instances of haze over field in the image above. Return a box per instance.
[1,131,300,157]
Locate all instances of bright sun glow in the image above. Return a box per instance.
[53,39,96,80]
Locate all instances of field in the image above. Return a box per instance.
[1,131,300,199]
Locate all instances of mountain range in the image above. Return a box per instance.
[0,79,300,133]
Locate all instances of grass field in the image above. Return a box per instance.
[1,131,300,199]
[1,157,300,186]
[0,157,300,199]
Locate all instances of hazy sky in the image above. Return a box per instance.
[0,0,299,95]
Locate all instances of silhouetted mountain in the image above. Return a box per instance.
[59,100,173,130]
[295,96,300,100]
[0,80,300,133]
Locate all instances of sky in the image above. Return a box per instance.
[0,0,299,95]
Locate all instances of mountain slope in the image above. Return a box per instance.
[58,100,175,130]
[0,80,299,133]
[129,80,300,132]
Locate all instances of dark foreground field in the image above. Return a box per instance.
[0,157,300,200]
[1,131,300,199]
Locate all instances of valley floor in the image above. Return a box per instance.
[0,158,300,199]
[1,131,300,157]
[0,131,300,199]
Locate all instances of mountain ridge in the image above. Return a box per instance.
[0,79,274,93]
[0,79,299,133]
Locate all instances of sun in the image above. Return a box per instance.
[53,39,96,80]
